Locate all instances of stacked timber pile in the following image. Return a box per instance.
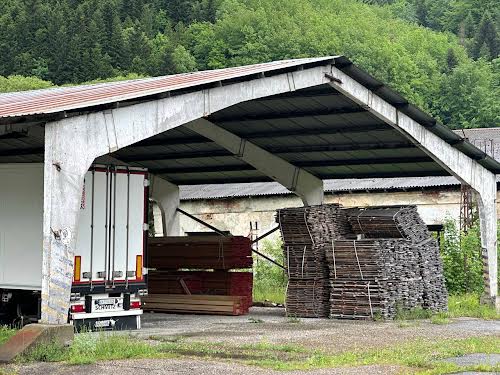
[147,236,252,269]
[276,204,350,317]
[276,204,448,319]
[143,295,246,315]
[418,238,448,311]
[326,239,424,319]
[147,271,253,312]
[346,207,448,313]
[144,236,253,315]
[346,206,430,243]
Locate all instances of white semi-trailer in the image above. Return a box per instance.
[0,164,148,330]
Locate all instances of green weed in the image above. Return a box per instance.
[0,326,16,346]
[447,294,499,319]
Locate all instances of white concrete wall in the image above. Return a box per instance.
[171,189,500,244]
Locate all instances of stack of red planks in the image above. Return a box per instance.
[147,236,252,269]
[147,271,253,312]
[145,235,253,315]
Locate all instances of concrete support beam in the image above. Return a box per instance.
[40,64,333,323]
[185,119,324,206]
[328,66,498,304]
[150,176,180,236]
[42,122,96,324]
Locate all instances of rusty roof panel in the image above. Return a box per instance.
[0,57,335,118]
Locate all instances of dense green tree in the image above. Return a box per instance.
[0,0,497,130]
[471,12,500,60]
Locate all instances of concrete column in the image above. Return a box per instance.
[41,123,97,324]
[186,119,324,206]
[36,64,333,323]
[327,65,499,305]
[475,175,498,307]
[150,176,180,236]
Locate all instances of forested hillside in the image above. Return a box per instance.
[0,0,498,129]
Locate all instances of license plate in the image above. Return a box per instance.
[93,298,123,311]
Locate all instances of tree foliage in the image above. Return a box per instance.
[0,0,497,129]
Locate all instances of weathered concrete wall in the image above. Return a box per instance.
[173,189,500,244]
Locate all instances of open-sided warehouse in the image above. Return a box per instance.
[0,56,499,326]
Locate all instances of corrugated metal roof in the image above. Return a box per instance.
[1,56,499,178]
[454,128,500,161]
[0,57,335,118]
[179,175,500,200]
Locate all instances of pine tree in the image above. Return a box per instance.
[472,12,500,60]
[446,48,458,71]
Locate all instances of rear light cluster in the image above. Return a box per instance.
[70,293,81,301]
[130,301,141,309]
[70,304,85,313]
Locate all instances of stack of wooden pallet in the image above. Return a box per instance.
[147,271,253,312]
[346,206,430,243]
[144,235,253,315]
[142,294,246,315]
[277,204,349,317]
[277,204,448,320]
[147,236,252,269]
[417,238,448,311]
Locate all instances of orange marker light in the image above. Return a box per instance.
[74,256,81,282]
[136,255,143,280]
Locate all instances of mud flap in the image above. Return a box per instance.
[73,314,141,332]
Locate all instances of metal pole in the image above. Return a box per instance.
[176,208,285,270]
[251,226,280,244]
[176,207,228,236]
[252,248,285,270]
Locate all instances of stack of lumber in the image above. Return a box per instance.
[277,204,448,320]
[417,238,448,311]
[325,239,425,319]
[145,235,253,315]
[276,204,350,317]
[147,271,253,312]
[147,236,252,269]
[142,294,246,315]
[346,206,430,243]
[286,279,330,317]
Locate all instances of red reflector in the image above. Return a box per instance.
[70,304,85,313]
[130,301,141,309]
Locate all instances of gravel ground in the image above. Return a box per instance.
[444,353,500,366]
[1,307,499,375]
[135,307,500,353]
[5,359,406,375]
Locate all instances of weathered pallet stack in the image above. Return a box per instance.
[147,271,253,312]
[277,204,448,320]
[277,204,350,317]
[144,236,253,315]
[346,206,430,243]
[325,239,424,319]
[344,207,447,316]
[142,294,246,315]
[147,236,252,269]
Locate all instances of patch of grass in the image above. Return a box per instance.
[447,294,499,320]
[430,313,451,325]
[395,306,433,321]
[14,331,500,375]
[246,336,500,373]
[0,326,16,346]
[20,333,169,365]
[286,316,301,324]
[252,283,285,304]
[0,367,16,375]
[248,317,264,324]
